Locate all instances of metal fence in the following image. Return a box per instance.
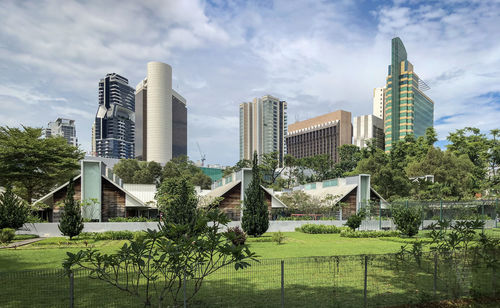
[1,252,498,307]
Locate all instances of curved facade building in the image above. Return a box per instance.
[135,62,187,165]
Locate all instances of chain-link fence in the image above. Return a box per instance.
[1,252,498,307]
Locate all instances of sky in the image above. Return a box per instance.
[1,0,500,166]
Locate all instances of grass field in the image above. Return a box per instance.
[1,231,499,307]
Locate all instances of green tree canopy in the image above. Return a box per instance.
[113,159,162,184]
[58,179,84,240]
[0,126,84,202]
[0,185,30,229]
[242,152,269,237]
[156,176,198,229]
[161,156,212,189]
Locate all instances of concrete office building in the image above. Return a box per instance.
[239,95,287,166]
[45,118,78,146]
[353,115,384,149]
[385,37,434,151]
[286,110,352,163]
[93,73,135,159]
[373,87,385,119]
[135,62,187,164]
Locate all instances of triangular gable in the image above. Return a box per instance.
[33,174,82,205]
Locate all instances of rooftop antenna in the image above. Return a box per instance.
[197,142,206,167]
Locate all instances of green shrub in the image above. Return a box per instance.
[76,231,135,241]
[133,231,148,243]
[0,186,30,229]
[392,205,423,237]
[345,209,366,231]
[272,231,285,244]
[58,180,84,239]
[340,230,400,238]
[295,224,348,234]
[0,228,16,244]
[108,217,158,222]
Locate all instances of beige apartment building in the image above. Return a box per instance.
[286,110,352,163]
[239,95,287,166]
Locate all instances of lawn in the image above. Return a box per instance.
[0,232,411,271]
[0,231,498,307]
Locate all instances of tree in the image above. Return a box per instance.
[161,156,212,189]
[242,152,269,237]
[334,144,362,176]
[259,151,283,186]
[64,184,257,307]
[0,185,29,229]
[0,126,84,202]
[113,160,162,184]
[156,177,198,228]
[345,209,366,231]
[58,179,84,240]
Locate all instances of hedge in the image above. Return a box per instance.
[295,224,349,234]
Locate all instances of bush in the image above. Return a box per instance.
[340,230,401,238]
[392,205,423,237]
[272,231,285,244]
[76,231,135,241]
[295,224,348,234]
[0,185,30,229]
[108,217,158,222]
[226,226,247,246]
[58,180,84,239]
[345,209,366,231]
[0,228,16,244]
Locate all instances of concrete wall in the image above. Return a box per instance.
[18,220,497,237]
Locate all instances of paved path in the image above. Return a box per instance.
[0,237,44,249]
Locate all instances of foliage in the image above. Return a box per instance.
[278,190,343,216]
[259,151,284,186]
[340,230,401,238]
[112,159,163,184]
[57,179,84,240]
[272,231,285,244]
[335,144,362,176]
[108,217,158,222]
[0,185,30,229]
[345,209,366,231]
[295,224,348,234]
[226,226,247,246]
[156,176,198,228]
[64,209,257,307]
[242,152,269,237]
[0,126,84,202]
[76,231,137,241]
[0,228,15,244]
[161,155,212,189]
[391,204,423,237]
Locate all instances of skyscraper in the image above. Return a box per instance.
[373,87,385,119]
[353,115,384,150]
[239,95,287,166]
[384,37,434,151]
[94,73,135,159]
[135,62,187,164]
[286,110,351,162]
[45,118,78,147]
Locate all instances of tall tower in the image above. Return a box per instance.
[239,95,287,166]
[45,118,78,147]
[384,37,434,151]
[94,73,135,159]
[135,62,187,164]
[373,87,385,119]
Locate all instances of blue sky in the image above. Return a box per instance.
[1,0,499,166]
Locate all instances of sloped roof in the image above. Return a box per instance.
[300,184,358,205]
[33,175,82,205]
[205,180,241,198]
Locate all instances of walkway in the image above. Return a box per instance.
[0,237,44,249]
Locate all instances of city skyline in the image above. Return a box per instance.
[1,1,500,165]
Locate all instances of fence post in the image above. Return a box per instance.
[281,260,285,308]
[440,200,443,221]
[69,270,74,308]
[405,200,408,209]
[379,201,382,231]
[364,255,368,308]
[482,202,485,234]
[183,271,187,308]
[496,199,498,229]
[433,253,438,298]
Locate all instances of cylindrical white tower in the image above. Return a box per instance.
[146,62,172,164]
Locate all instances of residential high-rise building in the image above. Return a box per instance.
[239,95,287,166]
[135,62,187,164]
[45,118,78,146]
[353,115,384,149]
[94,73,135,159]
[286,110,351,163]
[385,37,434,151]
[373,87,385,119]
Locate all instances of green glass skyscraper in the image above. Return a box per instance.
[384,37,434,151]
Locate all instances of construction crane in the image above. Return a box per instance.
[197,142,206,167]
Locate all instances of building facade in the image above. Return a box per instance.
[93,73,135,159]
[286,110,352,163]
[239,95,287,166]
[45,118,78,146]
[385,37,434,151]
[135,62,187,164]
[353,115,384,149]
[373,87,385,119]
